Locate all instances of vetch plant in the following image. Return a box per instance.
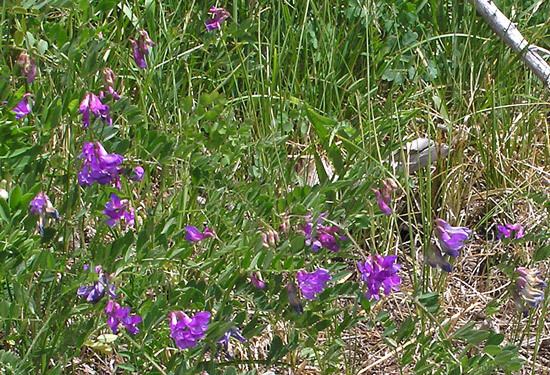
[79,92,112,128]
[168,311,211,350]
[16,52,36,83]
[12,93,32,119]
[205,6,230,31]
[515,267,546,309]
[78,142,123,188]
[250,272,266,289]
[77,266,117,304]
[128,166,145,182]
[296,268,331,300]
[103,194,134,228]
[373,178,397,215]
[357,255,401,301]
[184,225,215,242]
[303,213,347,252]
[497,223,525,240]
[130,30,154,69]
[434,218,472,257]
[105,300,142,335]
[101,68,121,101]
[29,192,59,235]
[218,327,247,352]
[0,1,545,373]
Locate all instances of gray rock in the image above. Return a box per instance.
[390,137,449,173]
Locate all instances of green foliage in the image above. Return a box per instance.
[0,0,547,373]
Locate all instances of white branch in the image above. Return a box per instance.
[470,0,550,88]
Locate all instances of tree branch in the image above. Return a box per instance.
[470,0,550,88]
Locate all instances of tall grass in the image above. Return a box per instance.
[0,0,548,373]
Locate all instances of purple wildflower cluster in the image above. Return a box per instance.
[77,266,142,335]
[105,300,142,335]
[29,192,59,235]
[303,213,347,252]
[515,267,546,309]
[79,92,112,128]
[497,223,524,240]
[250,273,266,289]
[103,194,135,227]
[205,6,231,31]
[373,178,397,215]
[168,311,211,349]
[130,30,155,69]
[296,268,332,300]
[17,52,36,83]
[12,93,32,120]
[78,142,123,188]
[185,225,215,242]
[357,255,401,301]
[434,218,472,257]
[77,266,117,304]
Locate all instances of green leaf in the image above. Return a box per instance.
[267,335,283,361]
[416,292,439,313]
[97,0,117,11]
[37,39,48,54]
[534,244,550,262]
[0,200,10,222]
[395,317,416,343]
[305,106,335,140]
[484,345,501,356]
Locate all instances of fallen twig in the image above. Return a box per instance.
[470,0,550,88]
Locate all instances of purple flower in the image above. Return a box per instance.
[102,68,121,100]
[29,192,59,218]
[357,255,401,301]
[218,327,246,351]
[78,142,123,188]
[103,194,134,227]
[130,166,145,182]
[185,225,215,242]
[16,52,36,83]
[296,268,331,300]
[250,273,266,289]
[79,92,112,128]
[515,267,546,308]
[285,282,303,314]
[497,223,524,240]
[77,267,116,304]
[373,178,397,215]
[12,93,32,120]
[130,30,154,69]
[29,192,59,235]
[205,6,230,31]
[434,218,471,257]
[168,311,211,349]
[29,192,46,215]
[303,213,346,253]
[105,300,142,335]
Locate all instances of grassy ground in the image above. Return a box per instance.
[1,0,549,374]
